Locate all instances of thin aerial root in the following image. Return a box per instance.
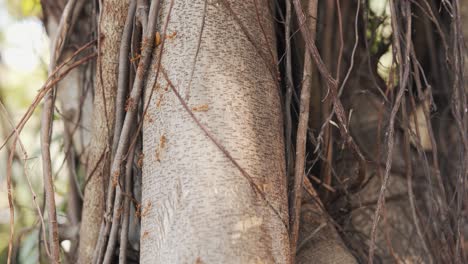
[289,1,318,261]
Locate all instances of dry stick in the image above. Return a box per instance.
[409,52,445,203]
[316,1,334,189]
[289,0,317,261]
[112,0,136,159]
[41,62,85,261]
[127,0,148,73]
[0,37,97,152]
[0,101,32,264]
[4,52,94,264]
[323,0,362,195]
[293,0,366,202]
[337,0,360,97]
[320,0,341,196]
[6,53,97,150]
[411,7,448,214]
[161,68,288,229]
[421,91,446,204]
[413,0,449,57]
[93,2,146,256]
[1,104,16,264]
[0,101,52,259]
[368,2,412,263]
[125,0,172,166]
[3,51,95,264]
[402,99,434,264]
[284,0,294,186]
[6,138,16,264]
[118,144,135,264]
[136,0,149,31]
[292,0,364,162]
[41,1,86,262]
[100,0,160,207]
[97,1,164,263]
[324,0,362,164]
[29,186,52,259]
[335,0,344,83]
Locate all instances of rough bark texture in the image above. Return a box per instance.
[140,0,290,263]
[462,1,468,90]
[458,1,468,257]
[296,199,357,264]
[77,1,129,263]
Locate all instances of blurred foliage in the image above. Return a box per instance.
[5,0,42,18]
[0,1,55,263]
[2,67,48,109]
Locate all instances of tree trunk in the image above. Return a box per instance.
[33,0,466,262]
[140,0,290,262]
[77,1,129,263]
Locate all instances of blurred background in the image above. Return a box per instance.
[0,0,71,262]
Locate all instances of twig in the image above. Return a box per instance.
[41,2,88,258]
[309,175,336,193]
[41,1,86,259]
[6,129,16,264]
[284,0,294,185]
[118,144,135,264]
[0,38,97,152]
[335,0,344,82]
[337,0,360,96]
[368,2,412,263]
[292,0,365,162]
[402,98,434,263]
[2,123,52,260]
[1,51,96,154]
[289,0,318,261]
[125,0,173,167]
[136,0,149,34]
[112,0,137,158]
[97,1,164,263]
[322,0,361,198]
[2,40,94,263]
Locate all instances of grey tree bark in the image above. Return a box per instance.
[38,0,360,263]
[140,0,290,263]
[32,0,467,262]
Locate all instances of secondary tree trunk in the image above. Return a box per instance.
[140,0,290,262]
[77,1,129,263]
